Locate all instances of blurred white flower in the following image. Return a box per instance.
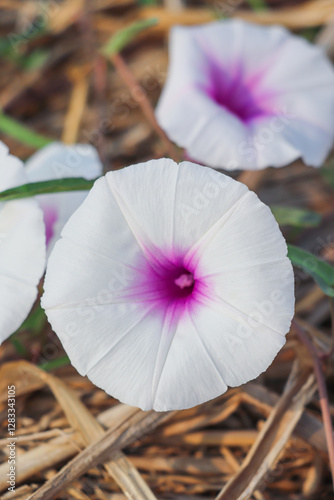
[42,159,294,411]
[25,142,103,254]
[156,20,334,170]
[0,142,46,345]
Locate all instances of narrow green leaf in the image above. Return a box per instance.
[0,24,47,65]
[288,244,334,297]
[246,0,267,11]
[10,335,28,356]
[321,163,334,188]
[21,49,50,71]
[0,178,96,202]
[39,355,70,372]
[271,205,322,228]
[18,304,47,334]
[101,18,158,56]
[0,112,52,149]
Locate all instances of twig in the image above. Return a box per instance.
[321,298,334,360]
[110,52,180,162]
[80,1,109,169]
[293,318,334,489]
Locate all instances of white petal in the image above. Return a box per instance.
[107,159,248,255]
[184,301,286,388]
[188,190,294,332]
[0,144,46,343]
[153,304,228,411]
[25,142,103,252]
[25,142,102,181]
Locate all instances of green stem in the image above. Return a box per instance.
[39,355,70,372]
[246,0,267,11]
[0,112,52,149]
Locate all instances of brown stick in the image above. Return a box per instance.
[27,410,173,500]
[215,361,315,500]
[293,319,334,490]
[110,52,180,162]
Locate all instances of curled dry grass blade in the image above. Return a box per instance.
[0,361,159,500]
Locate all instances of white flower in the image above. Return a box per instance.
[25,142,103,253]
[42,159,294,411]
[156,20,334,170]
[0,142,46,345]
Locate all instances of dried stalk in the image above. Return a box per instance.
[216,361,316,500]
[110,52,180,162]
[27,410,173,500]
[293,319,334,490]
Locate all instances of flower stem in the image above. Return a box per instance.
[110,52,180,162]
[321,298,334,360]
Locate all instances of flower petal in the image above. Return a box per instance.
[156,20,334,170]
[43,159,294,410]
[188,189,294,334]
[107,159,249,256]
[25,142,103,252]
[25,142,102,181]
[0,145,46,344]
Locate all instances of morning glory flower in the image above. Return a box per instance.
[42,159,294,411]
[156,20,334,170]
[25,142,103,253]
[0,142,45,345]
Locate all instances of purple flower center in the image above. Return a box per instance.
[149,261,197,302]
[130,251,208,315]
[206,60,270,123]
[43,206,58,246]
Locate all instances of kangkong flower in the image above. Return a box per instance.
[156,20,334,170]
[43,159,294,411]
[0,142,45,345]
[25,142,103,253]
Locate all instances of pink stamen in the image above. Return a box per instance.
[174,273,194,290]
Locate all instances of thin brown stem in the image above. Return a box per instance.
[81,2,109,169]
[292,318,334,489]
[110,52,181,162]
[322,298,334,360]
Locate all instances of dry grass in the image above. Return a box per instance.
[1,0,334,498]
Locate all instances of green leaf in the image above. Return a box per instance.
[288,244,334,297]
[21,49,50,71]
[246,0,267,11]
[18,304,47,334]
[39,355,70,372]
[9,335,28,356]
[0,177,96,202]
[101,18,158,56]
[299,27,320,43]
[0,112,52,149]
[321,163,334,188]
[0,23,47,65]
[271,206,322,228]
